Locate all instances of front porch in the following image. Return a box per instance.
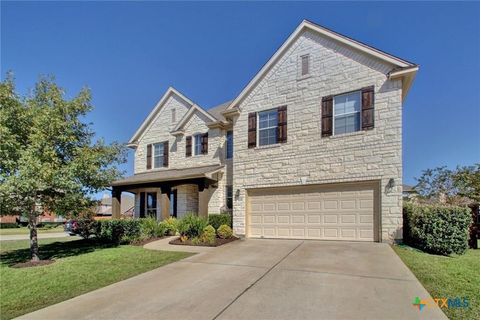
[110,164,224,220]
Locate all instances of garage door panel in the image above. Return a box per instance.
[248,183,376,241]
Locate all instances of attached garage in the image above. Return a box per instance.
[247,182,379,242]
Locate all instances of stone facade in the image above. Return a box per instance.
[127,26,411,243]
[231,30,403,242]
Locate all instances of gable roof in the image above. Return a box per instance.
[225,20,418,113]
[207,100,232,122]
[171,104,218,133]
[128,87,196,145]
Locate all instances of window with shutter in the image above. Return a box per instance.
[186,136,192,157]
[321,96,333,137]
[361,86,374,130]
[333,91,361,135]
[153,143,164,168]
[146,144,152,169]
[201,133,208,155]
[163,141,169,167]
[248,112,257,148]
[277,106,287,143]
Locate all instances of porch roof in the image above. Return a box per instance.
[111,164,224,188]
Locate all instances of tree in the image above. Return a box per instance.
[415,164,480,205]
[0,74,126,261]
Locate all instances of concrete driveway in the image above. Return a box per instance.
[18,239,446,320]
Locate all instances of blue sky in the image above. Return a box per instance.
[2,1,479,191]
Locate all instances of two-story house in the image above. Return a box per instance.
[111,20,418,243]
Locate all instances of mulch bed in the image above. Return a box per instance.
[131,237,165,246]
[12,259,55,268]
[169,236,238,247]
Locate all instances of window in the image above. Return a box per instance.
[194,134,202,155]
[153,143,164,168]
[333,91,361,135]
[226,185,233,210]
[258,109,278,146]
[226,131,233,159]
[301,54,310,76]
[171,108,176,123]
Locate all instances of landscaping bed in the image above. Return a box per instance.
[169,236,238,247]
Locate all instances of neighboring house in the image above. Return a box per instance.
[95,193,135,218]
[402,184,418,200]
[111,20,418,243]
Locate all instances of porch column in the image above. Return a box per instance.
[112,188,121,219]
[198,183,208,218]
[160,186,171,220]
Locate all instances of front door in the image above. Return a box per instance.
[146,192,157,218]
[170,189,177,218]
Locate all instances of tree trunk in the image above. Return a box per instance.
[29,212,40,261]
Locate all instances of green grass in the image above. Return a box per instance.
[0,238,192,320]
[393,245,479,320]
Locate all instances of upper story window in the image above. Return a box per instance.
[194,134,202,155]
[191,133,208,156]
[301,54,310,76]
[226,130,233,159]
[153,143,165,168]
[258,109,278,146]
[171,108,176,123]
[334,91,361,135]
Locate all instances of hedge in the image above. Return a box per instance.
[403,202,471,255]
[95,219,142,244]
[208,214,232,230]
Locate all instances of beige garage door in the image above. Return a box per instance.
[247,183,377,241]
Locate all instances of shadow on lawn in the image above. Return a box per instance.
[0,239,117,266]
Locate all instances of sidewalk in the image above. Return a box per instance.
[0,232,71,241]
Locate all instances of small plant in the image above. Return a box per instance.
[75,211,98,239]
[200,225,216,244]
[180,235,188,242]
[208,214,232,230]
[160,217,178,236]
[177,213,208,239]
[217,224,233,239]
[191,237,202,245]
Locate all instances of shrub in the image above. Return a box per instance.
[160,217,178,236]
[208,214,232,230]
[217,224,233,239]
[177,213,207,239]
[96,219,141,244]
[140,217,165,238]
[200,225,216,244]
[403,202,471,255]
[76,217,98,239]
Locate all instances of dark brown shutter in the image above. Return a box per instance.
[321,96,333,137]
[248,112,256,148]
[163,141,169,167]
[139,192,145,218]
[201,133,208,155]
[146,144,152,169]
[277,106,287,143]
[185,136,192,157]
[361,86,375,130]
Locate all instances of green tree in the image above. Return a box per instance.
[0,74,126,261]
[415,164,480,205]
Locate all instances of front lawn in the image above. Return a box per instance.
[0,225,65,235]
[393,245,479,320]
[0,238,192,320]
